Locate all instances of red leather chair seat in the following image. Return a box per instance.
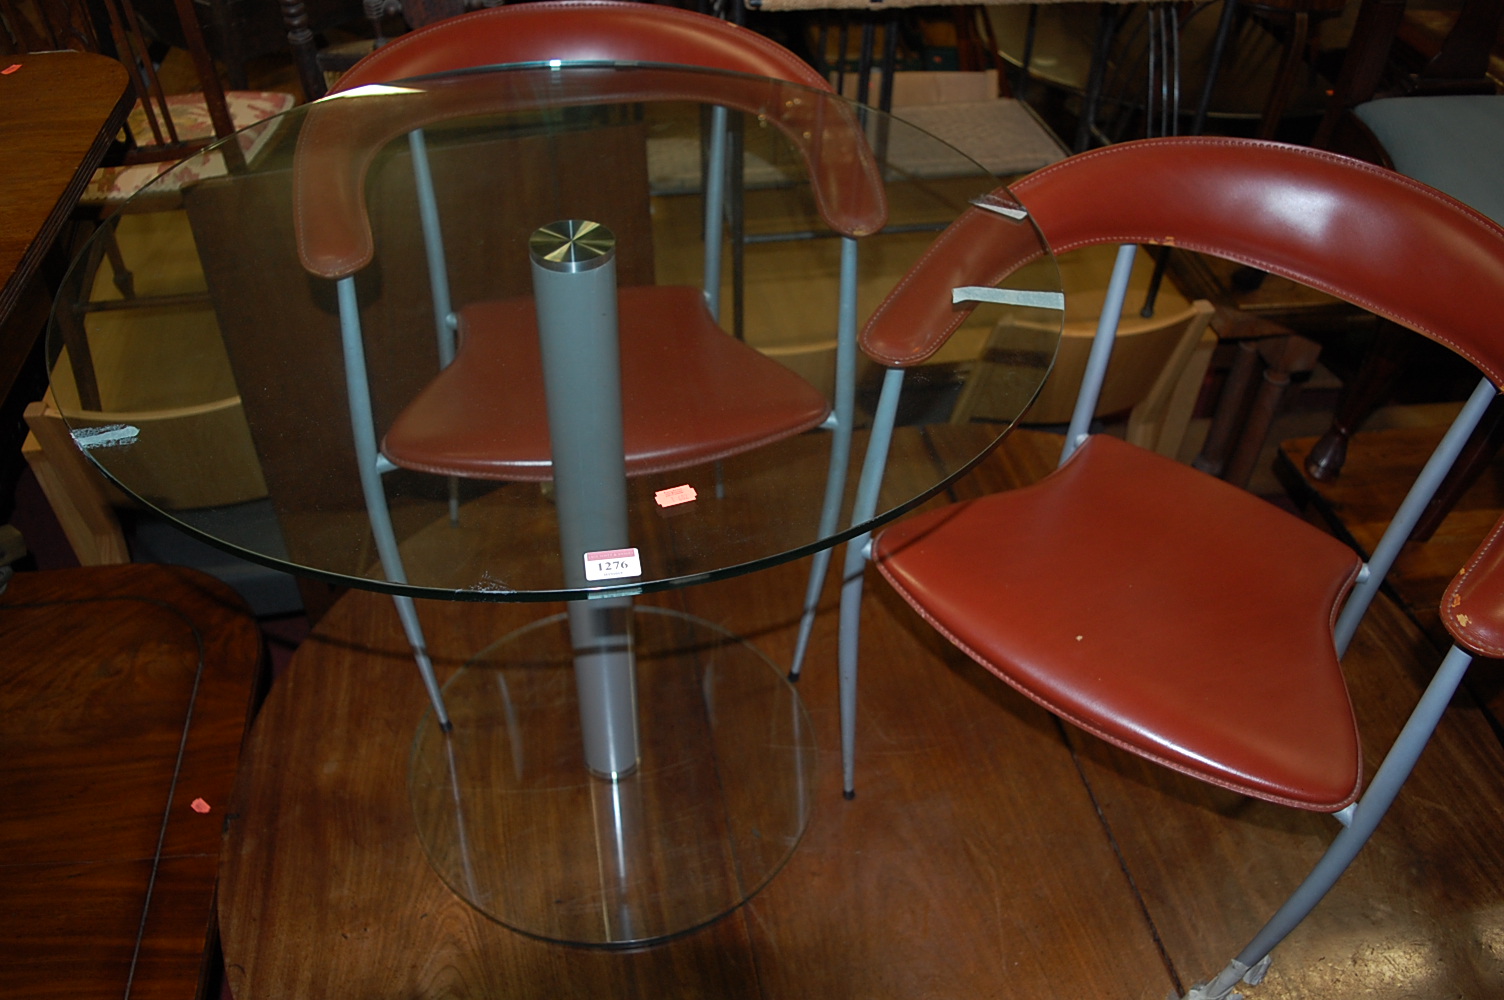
[872,434,1365,811]
[381,284,831,481]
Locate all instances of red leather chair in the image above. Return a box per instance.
[841,136,1504,998]
[292,1,885,724]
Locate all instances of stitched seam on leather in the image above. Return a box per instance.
[293,124,372,278]
[382,408,831,482]
[1331,558,1366,803]
[1043,226,1502,384]
[862,196,1046,366]
[302,2,861,275]
[302,71,881,273]
[872,442,1365,812]
[1330,557,1363,633]
[1012,137,1504,385]
[872,554,1359,812]
[380,452,550,481]
[860,216,976,364]
[297,87,882,275]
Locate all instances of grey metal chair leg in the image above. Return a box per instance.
[791,430,855,682]
[338,276,453,732]
[837,532,870,799]
[790,545,834,681]
[391,592,452,732]
[1183,643,1475,1000]
[834,366,905,797]
[790,400,855,681]
[794,403,854,679]
[791,237,860,682]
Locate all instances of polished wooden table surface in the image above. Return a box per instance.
[0,565,263,1000]
[0,50,131,397]
[219,429,1504,999]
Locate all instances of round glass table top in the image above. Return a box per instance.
[46,61,1062,602]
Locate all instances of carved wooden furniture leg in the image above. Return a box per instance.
[1304,320,1412,482]
[1300,323,1503,543]
[1193,306,1322,488]
[52,243,103,412]
[279,0,326,102]
[1223,331,1323,488]
[1193,339,1261,478]
[1256,10,1309,139]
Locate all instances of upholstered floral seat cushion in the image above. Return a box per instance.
[82,90,296,204]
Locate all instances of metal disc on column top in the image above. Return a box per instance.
[530,219,616,273]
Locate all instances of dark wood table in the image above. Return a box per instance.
[217,431,1504,999]
[0,565,263,1000]
[0,50,132,400]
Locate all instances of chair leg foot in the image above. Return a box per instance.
[842,788,855,801]
[1178,953,1269,1000]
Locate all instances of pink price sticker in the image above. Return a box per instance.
[584,547,642,582]
[654,484,697,508]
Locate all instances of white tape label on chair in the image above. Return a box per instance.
[584,547,642,582]
[71,424,140,450]
[969,197,1029,220]
[952,287,1065,311]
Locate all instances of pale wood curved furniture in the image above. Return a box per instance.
[952,286,1214,459]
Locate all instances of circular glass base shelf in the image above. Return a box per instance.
[409,607,816,946]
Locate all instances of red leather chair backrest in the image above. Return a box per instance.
[861,136,1504,389]
[293,0,887,278]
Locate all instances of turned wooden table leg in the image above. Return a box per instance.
[1305,320,1412,482]
[280,0,326,102]
[1223,332,1322,488]
[1194,340,1261,478]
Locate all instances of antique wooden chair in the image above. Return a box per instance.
[32,0,293,417]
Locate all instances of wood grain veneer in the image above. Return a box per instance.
[218,430,1504,998]
[0,565,263,1000]
[0,51,132,397]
